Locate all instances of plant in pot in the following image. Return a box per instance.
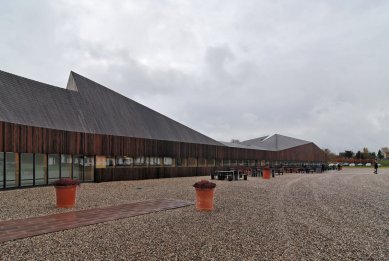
[53,178,81,208]
[193,180,216,211]
[262,167,271,180]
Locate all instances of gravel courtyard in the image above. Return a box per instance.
[1,168,388,260]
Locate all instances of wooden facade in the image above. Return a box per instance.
[1,120,326,184]
[0,70,327,188]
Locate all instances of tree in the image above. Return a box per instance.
[377,150,384,160]
[363,147,370,159]
[323,148,336,161]
[344,150,354,158]
[355,151,363,160]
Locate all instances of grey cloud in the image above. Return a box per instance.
[1,0,388,153]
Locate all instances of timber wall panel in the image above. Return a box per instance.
[0,121,326,163]
[0,122,3,152]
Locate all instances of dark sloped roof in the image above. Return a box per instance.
[0,70,222,146]
[241,134,311,151]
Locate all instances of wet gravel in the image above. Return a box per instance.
[1,168,388,260]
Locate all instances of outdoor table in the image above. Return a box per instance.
[215,170,234,180]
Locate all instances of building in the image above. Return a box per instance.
[0,70,326,189]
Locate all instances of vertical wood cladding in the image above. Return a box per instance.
[0,121,326,163]
[0,122,3,152]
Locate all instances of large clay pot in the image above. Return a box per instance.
[195,188,215,211]
[55,185,77,208]
[262,167,271,180]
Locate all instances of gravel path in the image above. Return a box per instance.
[1,168,388,260]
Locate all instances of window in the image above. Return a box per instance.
[106,157,115,168]
[148,157,161,166]
[206,159,215,167]
[6,152,18,188]
[35,154,47,185]
[134,157,146,166]
[116,156,133,167]
[223,159,230,167]
[72,155,83,180]
[83,156,94,182]
[198,158,206,167]
[176,158,186,167]
[230,160,237,167]
[163,157,174,166]
[187,157,197,167]
[215,159,222,167]
[48,154,60,184]
[21,153,34,187]
[95,156,106,169]
[61,154,72,178]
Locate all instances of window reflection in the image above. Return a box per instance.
[48,154,60,184]
[147,157,161,166]
[35,154,47,185]
[106,157,115,168]
[188,158,197,167]
[6,152,17,188]
[134,157,146,166]
[61,154,72,178]
[163,157,174,166]
[21,153,34,187]
[117,156,133,167]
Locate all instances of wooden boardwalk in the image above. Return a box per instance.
[0,198,193,243]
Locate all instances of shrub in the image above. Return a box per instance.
[53,178,81,187]
[193,180,216,189]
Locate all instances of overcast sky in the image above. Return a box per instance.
[1,0,388,154]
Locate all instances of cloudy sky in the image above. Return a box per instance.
[1,0,388,154]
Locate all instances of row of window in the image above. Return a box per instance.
[95,156,264,168]
[0,152,94,189]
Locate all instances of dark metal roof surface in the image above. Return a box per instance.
[0,70,222,146]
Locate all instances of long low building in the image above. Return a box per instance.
[0,70,326,189]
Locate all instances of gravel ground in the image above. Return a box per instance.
[1,168,388,260]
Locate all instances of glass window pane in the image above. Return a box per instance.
[0,152,4,189]
[21,153,34,187]
[134,157,146,166]
[84,156,94,182]
[73,155,83,180]
[148,157,161,166]
[198,158,206,167]
[215,159,222,167]
[188,157,197,167]
[96,156,106,169]
[207,159,215,167]
[48,154,60,184]
[6,152,18,188]
[223,159,230,167]
[35,154,47,185]
[176,158,187,167]
[61,154,72,178]
[163,157,174,166]
[116,156,133,167]
[106,157,115,168]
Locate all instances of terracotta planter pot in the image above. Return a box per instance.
[55,185,77,208]
[195,188,215,211]
[262,167,271,180]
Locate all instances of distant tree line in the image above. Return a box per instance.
[323,147,387,162]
